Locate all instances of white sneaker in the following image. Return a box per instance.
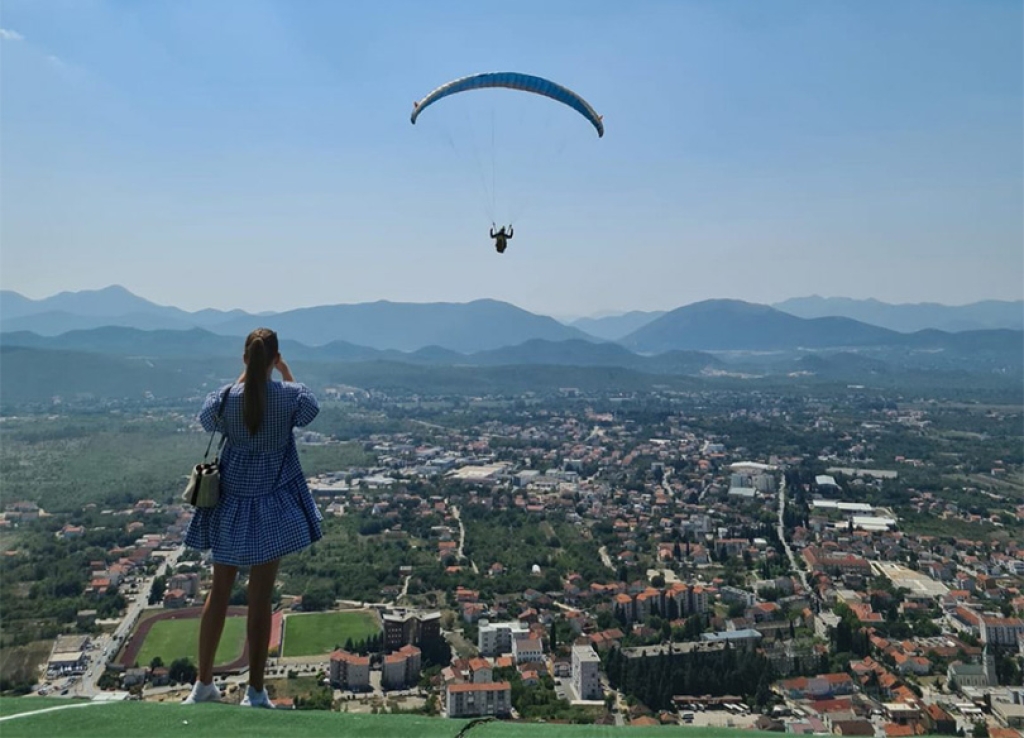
[182,680,222,704]
[240,686,275,709]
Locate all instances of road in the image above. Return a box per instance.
[598,546,615,572]
[71,546,186,699]
[777,476,809,592]
[450,505,478,574]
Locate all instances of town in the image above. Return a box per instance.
[2,384,1022,736]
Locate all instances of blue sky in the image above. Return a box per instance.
[1,1,1021,318]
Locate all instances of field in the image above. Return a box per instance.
[282,611,379,658]
[0,700,786,738]
[131,615,246,669]
[0,640,51,687]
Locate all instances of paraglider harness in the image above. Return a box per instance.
[490,224,513,254]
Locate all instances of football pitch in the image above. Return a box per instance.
[134,617,246,668]
[282,611,379,658]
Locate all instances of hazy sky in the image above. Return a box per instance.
[2,1,1021,318]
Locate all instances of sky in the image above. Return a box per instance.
[1,1,1021,319]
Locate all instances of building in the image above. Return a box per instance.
[168,573,200,598]
[701,629,763,650]
[329,650,370,691]
[123,668,148,688]
[802,547,872,576]
[467,657,492,684]
[163,589,188,609]
[477,620,530,657]
[47,635,91,677]
[980,616,1024,647]
[923,703,957,735]
[947,662,994,690]
[382,645,421,690]
[512,637,543,665]
[445,682,512,719]
[382,609,440,653]
[571,644,602,701]
[76,609,98,629]
[991,689,1024,729]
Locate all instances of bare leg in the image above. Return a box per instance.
[246,558,280,692]
[198,563,238,684]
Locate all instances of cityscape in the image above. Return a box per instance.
[3,373,1022,734]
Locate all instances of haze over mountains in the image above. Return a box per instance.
[2,285,1021,343]
[773,295,1024,333]
[0,286,1021,404]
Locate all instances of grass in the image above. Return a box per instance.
[0,697,89,717]
[0,640,51,686]
[265,676,322,700]
[282,611,379,658]
[0,700,789,738]
[134,617,246,668]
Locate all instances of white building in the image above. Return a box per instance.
[477,620,530,657]
[571,644,602,701]
[446,682,512,718]
[382,645,421,689]
[980,616,1024,647]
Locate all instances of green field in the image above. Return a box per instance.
[0,697,88,717]
[282,611,379,658]
[0,700,789,738]
[134,617,246,668]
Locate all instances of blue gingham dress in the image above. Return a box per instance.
[184,381,323,566]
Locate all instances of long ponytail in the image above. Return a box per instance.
[243,328,279,435]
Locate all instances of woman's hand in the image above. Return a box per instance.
[275,356,295,382]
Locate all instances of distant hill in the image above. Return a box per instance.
[0,288,594,353]
[774,296,1024,332]
[0,328,721,375]
[207,299,594,353]
[0,286,260,334]
[571,311,666,340]
[619,299,899,352]
[0,346,212,404]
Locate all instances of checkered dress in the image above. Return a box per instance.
[184,381,323,566]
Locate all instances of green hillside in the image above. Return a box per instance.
[0,699,778,738]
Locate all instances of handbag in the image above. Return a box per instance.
[182,387,231,509]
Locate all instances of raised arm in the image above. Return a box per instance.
[507,226,514,238]
[489,227,496,238]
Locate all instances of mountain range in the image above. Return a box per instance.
[2,286,1021,350]
[773,295,1024,333]
[0,286,1021,405]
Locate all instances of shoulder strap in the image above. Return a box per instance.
[203,386,232,461]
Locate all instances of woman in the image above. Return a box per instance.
[182,328,322,708]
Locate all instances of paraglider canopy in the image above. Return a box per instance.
[411,72,605,137]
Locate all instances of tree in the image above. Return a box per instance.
[972,722,989,738]
[301,585,335,612]
[169,657,197,685]
[229,581,248,606]
[149,656,164,670]
[148,575,167,605]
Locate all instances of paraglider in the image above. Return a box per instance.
[489,224,513,254]
[411,72,604,254]
[411,72,605,137]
